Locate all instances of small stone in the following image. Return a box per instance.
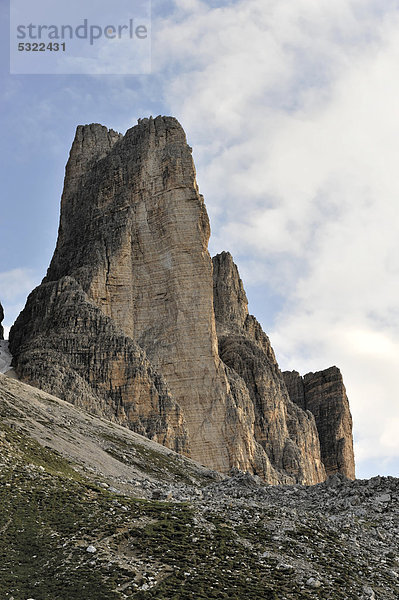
[306,577,322,588]
[151,489,163,500]
[86,545,97,553]
[279,563,294,570]
[374,493,391,503]
[362,586,375,599]
[97,481,109,489]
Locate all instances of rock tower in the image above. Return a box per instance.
[10,117,355,483]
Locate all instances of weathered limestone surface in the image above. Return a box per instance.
[283,370,306,411]
[213,252,326,485]
[10,276,188,451]
[283,368,355,479]
[0,302,3,340]
[9,116,355,483]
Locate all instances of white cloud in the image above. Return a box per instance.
[0,268,38,302]
[153,0,399,476]
[2,0,398,477]
[0,269,41,338]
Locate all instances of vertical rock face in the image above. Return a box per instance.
[0,302,4,340]
[212,252,249,329]
[283,371,306,411]
[9,116,355,484]
[213,252,326,485]
[283,369,355,479]
[10,119,200,454]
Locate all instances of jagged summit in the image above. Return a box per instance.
[212,251,249,329]
[9,116,355,483]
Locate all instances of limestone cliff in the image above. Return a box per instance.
[213,252,326,484]
[9,116,354,483]
[0,302,3,340]
[283,369,355,479]
[9,118,263,477]
[34,117,262,475]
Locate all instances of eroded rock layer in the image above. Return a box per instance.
[283,369,355,479]
[9,276,188,451]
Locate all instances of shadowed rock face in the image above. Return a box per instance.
[0,302,3,340]
[9,116,354,483]
[283,369,355,479]
[10,276,188,451]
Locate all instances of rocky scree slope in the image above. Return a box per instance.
[9,116,354,484]
[0,374,397,600]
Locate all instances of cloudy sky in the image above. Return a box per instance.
[1,0,399,479]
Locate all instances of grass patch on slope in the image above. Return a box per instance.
[0,419,391,600]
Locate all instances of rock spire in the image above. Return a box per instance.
[9,116,355,483]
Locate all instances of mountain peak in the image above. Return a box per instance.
[9,117,355,483]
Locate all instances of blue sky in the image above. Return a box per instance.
[1,0,399,479]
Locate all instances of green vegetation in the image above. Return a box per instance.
[0,419,397,600]
[0,422,306,599]
[1,422,286,600]
[100,431,207,486]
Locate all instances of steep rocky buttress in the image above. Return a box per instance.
[283,369,355,479]
[9,116,355,483]
[212,252,326,484]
